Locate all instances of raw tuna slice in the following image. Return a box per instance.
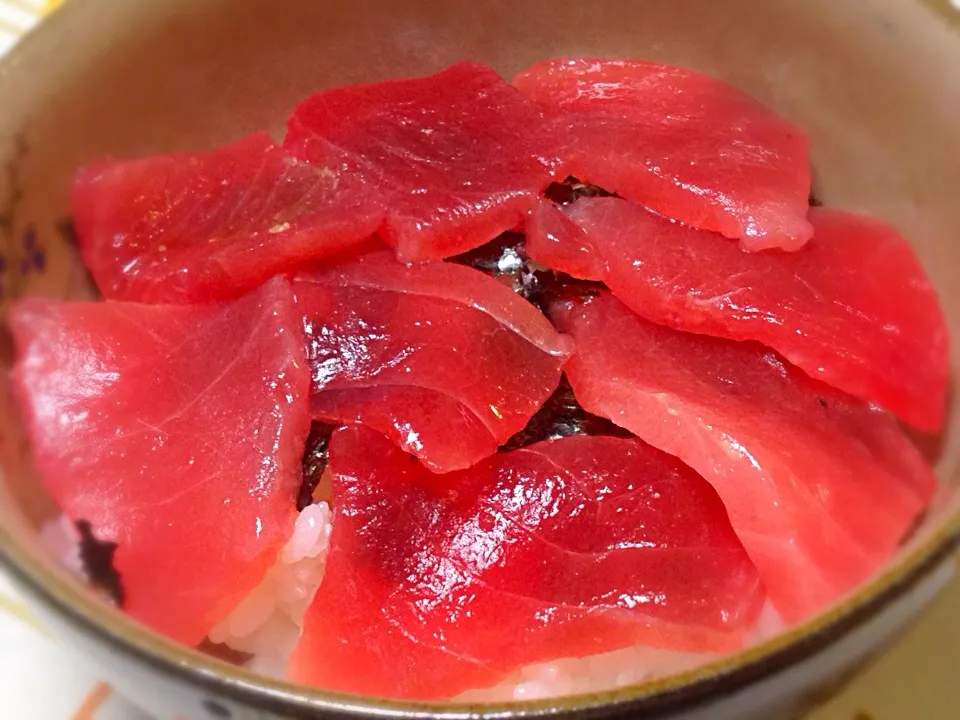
[513,58,812,251]
[10,277,311,645]
[528,198,949,431]
[290,426,764,699]
[552,292,936,623]
[72,132,381,304]
[285,62,556,262]
[294,250,573,473]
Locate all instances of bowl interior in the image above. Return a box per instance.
[0,0,959,713]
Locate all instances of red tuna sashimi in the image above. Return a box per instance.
[552,292,935,623]
[294,250,572,473]
[528,198,949,431]
[290,425,764,699]
[72,132,381,304]
[10,277,311,644]
[513,58,812,251]
[285,62,556,262]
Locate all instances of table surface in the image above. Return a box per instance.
[1,1,959,718]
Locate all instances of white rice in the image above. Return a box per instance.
[208,502,332,678]
[455,645,720,702]
[39,514,84,580]
[457,602,784,702]
[43,504,785,700]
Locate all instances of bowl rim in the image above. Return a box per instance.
[2,509,957,718]
[1,1,960,717]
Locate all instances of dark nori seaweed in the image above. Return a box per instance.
[448,178,628,450]
[502,376,631,451]
[298,422,336,511]
[450,232,547,307]
[543,176,619,205]
[75,520,124,606]
[451,231,526,274]
[450,232,604,315]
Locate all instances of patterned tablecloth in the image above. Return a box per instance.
[1,1,959,718]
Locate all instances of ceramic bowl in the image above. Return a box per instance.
[0,0,958,718]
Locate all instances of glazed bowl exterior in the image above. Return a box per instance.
[0,0,958,718]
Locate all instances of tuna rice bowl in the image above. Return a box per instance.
[8,58,949,702]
